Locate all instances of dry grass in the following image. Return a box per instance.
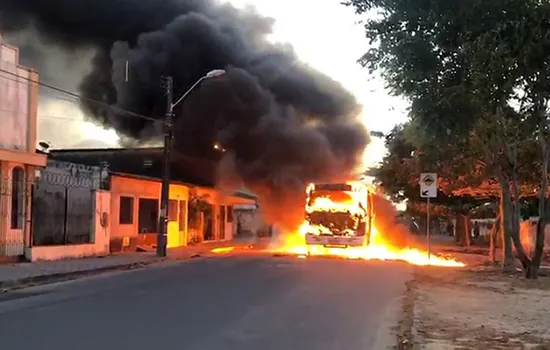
[411,258,550,349]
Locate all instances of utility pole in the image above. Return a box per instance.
[156,69,225,257]
[157,76,173,257]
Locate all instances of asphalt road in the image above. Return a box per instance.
[0,254,412,350]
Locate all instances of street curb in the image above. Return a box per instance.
[0,241,254,292]
[0,258,167,292]
[395,277,418,350]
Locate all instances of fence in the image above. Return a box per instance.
[31,163,102,246]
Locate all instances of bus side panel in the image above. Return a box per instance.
[367,193,375,244]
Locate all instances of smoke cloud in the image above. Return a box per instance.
[372,194,421,250]
[0,0,369,228]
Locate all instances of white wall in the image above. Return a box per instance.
[224,221,233,241]
[234,208,261,236]
[25,191,111,261]
[0,42,29,151]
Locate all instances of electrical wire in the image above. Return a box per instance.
[0,66,157,122]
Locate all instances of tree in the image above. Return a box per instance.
[372,122,493,245]
[346,0,550,276]
[510,1,550,277]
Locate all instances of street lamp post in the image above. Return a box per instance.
[157,69,225,257]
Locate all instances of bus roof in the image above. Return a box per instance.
[313,183,353,191]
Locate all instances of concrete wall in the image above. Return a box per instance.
[109,175,160,251]
[0,37,40,153]
[109,174,257,251]
[0,41,29,151]
[0,35,44,257]
[167,184,189,248]
[25,191,111,261]
[109,175,190,251]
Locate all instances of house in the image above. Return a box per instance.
[0,35,47,260]
[48,147,258,253]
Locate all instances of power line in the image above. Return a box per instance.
[0,67,157,122]
[40,115,112,123]
[0,72,137,137]
[0,74,98,113]
[0,105,98,123]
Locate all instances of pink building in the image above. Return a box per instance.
[0,34,46,259]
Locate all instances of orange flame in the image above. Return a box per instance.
[271,181,465,267]
[273,224,465,267]
[211,247,235,254]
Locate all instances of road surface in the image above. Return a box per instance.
[0,254,412,350]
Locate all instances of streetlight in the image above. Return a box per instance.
[213,141,226,152]
[157,69,226,257]
[170,69,226,109]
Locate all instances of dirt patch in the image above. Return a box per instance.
[394,279,418,350]
[412,264,550,349]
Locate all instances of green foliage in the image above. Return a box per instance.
[348,0,549,197]
[347,0,550,275]
[371,122,491,214]
[345,0,549,141]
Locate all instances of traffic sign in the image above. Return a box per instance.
[420,173,437,263]
[420,173,437,198]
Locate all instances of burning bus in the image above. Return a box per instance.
[302,181,375,249]
[267,181,465,266]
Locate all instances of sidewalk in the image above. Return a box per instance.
[0,239,259,290]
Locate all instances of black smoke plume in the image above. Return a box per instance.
[0,0,369,228]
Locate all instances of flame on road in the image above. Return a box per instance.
[211,181,465,268]
[272,181,465,267]
[274,223,465,267]
[211,247,235,254]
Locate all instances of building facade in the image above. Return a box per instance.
[0,34,46,258]
[48,148,259,253]
[107,172,255,252]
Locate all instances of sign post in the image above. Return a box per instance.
[420,173,437,264]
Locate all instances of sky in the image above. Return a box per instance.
[226,0,409,168]
[39,0,408,168]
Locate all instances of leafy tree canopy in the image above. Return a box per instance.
[350,0,549,198]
